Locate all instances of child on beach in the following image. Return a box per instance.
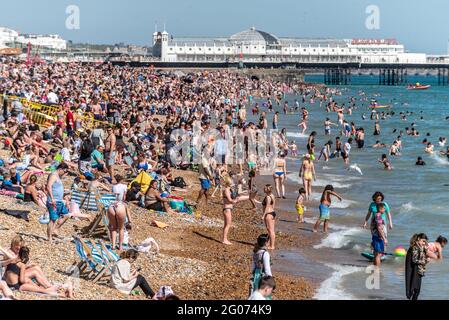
[371,203,388,267]
[289,141,298,157]
[295,188,306,224]
[313,185,343,233]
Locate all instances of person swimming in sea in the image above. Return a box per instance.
[372,141,387,148]
[378,154,392,170]
[415,157,426,166]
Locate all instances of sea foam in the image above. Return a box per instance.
[314,264,364,300]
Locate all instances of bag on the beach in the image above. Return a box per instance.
[172,177,187,189]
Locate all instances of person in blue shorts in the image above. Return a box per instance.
[371,203,388,267]
[46,163,70,243]
[196,154,214,205]
[313,185,343,233]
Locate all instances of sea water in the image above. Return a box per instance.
[247,75,449,300]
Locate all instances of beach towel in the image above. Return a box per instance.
[70,190,116,211]
[0,189,23,199]
[1,209,29,222]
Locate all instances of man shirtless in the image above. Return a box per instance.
[104,126,117,183]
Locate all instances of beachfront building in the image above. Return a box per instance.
[0,27,19,48]
[153,27,428,64]
[0,26,67,51]
[15,34,67,51]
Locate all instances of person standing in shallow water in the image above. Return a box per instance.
[272,152,287,199]
[299,154,316,201]
[406,233,430,300]
[313,185,342,233]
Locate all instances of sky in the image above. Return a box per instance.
[1,0,448,54]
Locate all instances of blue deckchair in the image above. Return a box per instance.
[71,190,116,212]
[72,237,112,283]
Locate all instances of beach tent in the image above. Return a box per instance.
[129,171,153,194]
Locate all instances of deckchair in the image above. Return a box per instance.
[71,237,110,283]
[85,239,117,283]
[85,196,109,237]
[71,189,116,212]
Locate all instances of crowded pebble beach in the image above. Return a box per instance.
[0,60,317,300]
[0,57,448,301]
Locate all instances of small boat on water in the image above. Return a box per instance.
[407,83,431,90]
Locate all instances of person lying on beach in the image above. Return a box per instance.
[63,193,93,222]
[3,247,74,298]
[426,236,447,260]
[313,185,342,233]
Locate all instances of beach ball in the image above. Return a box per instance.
[393,246,407,257]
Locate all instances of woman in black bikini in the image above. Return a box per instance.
[4,247,73,297]
[221,176,250,245]
[262,185,276,250]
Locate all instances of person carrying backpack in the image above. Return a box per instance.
[249,234,272,298]
[78,133,95,177]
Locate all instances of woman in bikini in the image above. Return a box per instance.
[222,176,238,246]
[299,154,316,201]
[4,247,73,298]
[262,185,276,250]
[427,236,447,260]
[221,176,250,245]
[272,153,287,199]
[107,200,133,251]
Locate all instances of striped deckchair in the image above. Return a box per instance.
[71,237,109,282]
[71,190,116,212]
[71,237,119,283]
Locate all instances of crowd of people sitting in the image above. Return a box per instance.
[0,57,314,300]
